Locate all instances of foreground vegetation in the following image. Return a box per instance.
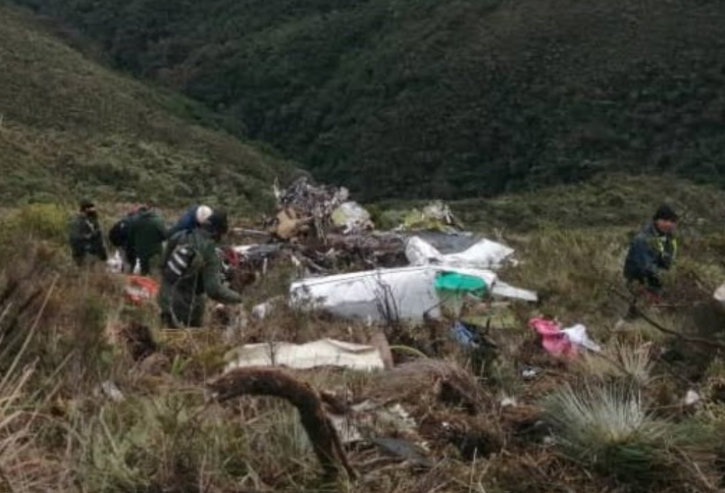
[3,177,725,492]
[14,0,725,199]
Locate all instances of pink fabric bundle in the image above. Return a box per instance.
[528,317,577,359]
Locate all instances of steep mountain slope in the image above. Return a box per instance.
[0,5,295,211]
[14,0,725,200]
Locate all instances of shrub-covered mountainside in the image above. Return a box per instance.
[14,0,725,199]
[0,5,294,211]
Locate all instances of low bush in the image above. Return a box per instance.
[544,382,716,489]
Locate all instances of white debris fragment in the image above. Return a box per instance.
[500,396,518,408]
[99,381,124,402]
[684,390,701,406]
[225,338,386,372]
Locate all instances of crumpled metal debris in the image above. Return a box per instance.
[406,235,516,271]
[290,265,498,322]
[271,177,355,240]
[331,202,374,234]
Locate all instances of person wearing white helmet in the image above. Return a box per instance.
[168,204,214,238]
[195,205,213,225]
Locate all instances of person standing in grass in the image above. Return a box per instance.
[158,210,242,328]
[127,203,167,276]
[623,204,679,304]
[68,199,108,266]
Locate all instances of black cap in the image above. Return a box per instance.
[205,210,229,235]
[79,199,95,210]
[653,204,678,222]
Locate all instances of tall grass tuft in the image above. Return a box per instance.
[544,382,714,488]
[0,298,71,492]
[576,338,655,386]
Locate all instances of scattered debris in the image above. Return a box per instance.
[270,177,351,241]
[451,321,480,349]
[529,318,601,359]
[406,236,515,270]
[521,366,541,379]
[329,414,363,445]
[684,389,702,406]
[413,231,479,253]
[123,275,159,305]
[398,201,463,233]
[272,207,312,240]
[290,266,497,322]
[99,381,124,402]
[562,324,601,353]
[450,320,498,351]
[489,281,538,302]
[224,338,386,372]
[251,296,285,321]
[331,201,374,234]
[500,396,518,408]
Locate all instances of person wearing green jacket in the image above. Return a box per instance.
[127,204,167,275]
[158,210,242,328]
[68,199,107,266]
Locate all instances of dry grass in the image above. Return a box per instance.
[1,188,725,493]
[575,337,655,386]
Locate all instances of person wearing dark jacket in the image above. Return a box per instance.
[127,205,167,275]
[158,210,242,328]
[166,204,213,237]
[623,204,679,300]
[68,199,107,266]
[108,205,141,273]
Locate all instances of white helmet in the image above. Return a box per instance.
[195,205,213,225]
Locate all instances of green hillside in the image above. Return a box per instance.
[14,0,725,200]
[0,5,295,211]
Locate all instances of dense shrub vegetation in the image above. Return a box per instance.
[14,0,725,199]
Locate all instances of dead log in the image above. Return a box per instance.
[207,367,356,481]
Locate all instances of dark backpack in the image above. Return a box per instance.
[109,218,130,248]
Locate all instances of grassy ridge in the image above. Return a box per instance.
[371,173,725,235]
[0,5,296,212]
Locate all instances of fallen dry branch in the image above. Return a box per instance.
[207,367,357,481]
[610,287,725,351]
